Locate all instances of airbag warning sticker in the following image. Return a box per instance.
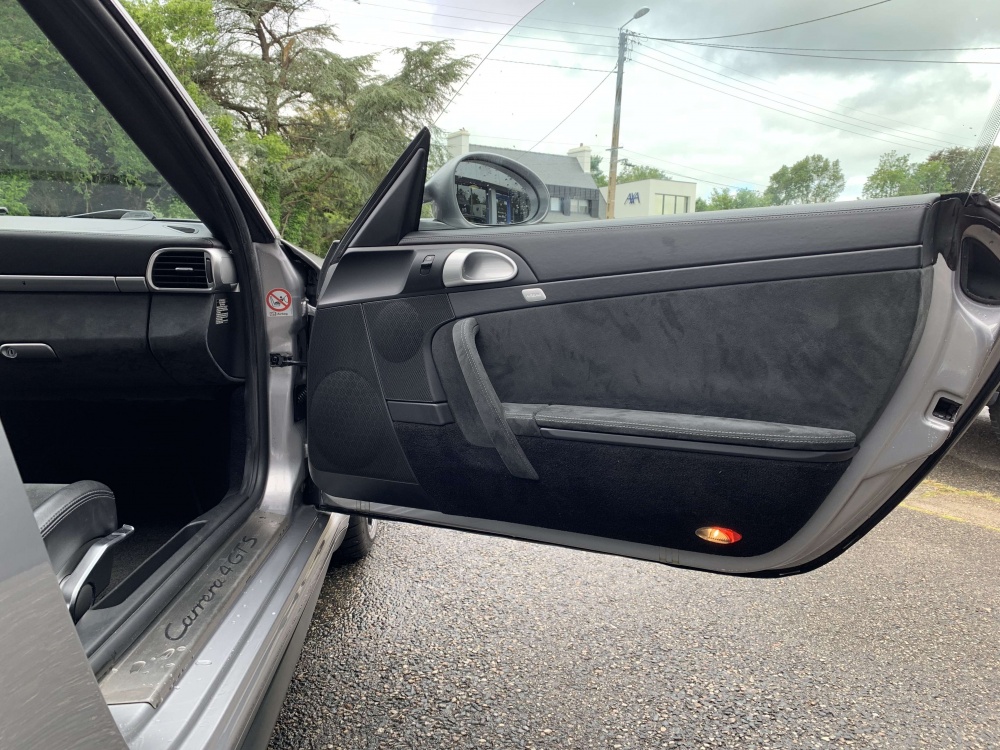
[265,287,292,317]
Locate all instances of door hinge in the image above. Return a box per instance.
[269,353,306,368]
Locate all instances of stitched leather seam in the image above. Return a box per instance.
[537,416,853,443]
[39,490,113,536]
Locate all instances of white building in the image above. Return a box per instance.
[600,178,698,218]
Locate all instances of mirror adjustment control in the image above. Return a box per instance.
[419,254,435,275]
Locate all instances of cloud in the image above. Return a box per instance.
[331,0,1000,199]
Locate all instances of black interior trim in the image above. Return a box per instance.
[406,195,935,282]
[450,244,926,317]
[311,469,428,507]
[320,244,536,308]
[0,219,219,277]
[387,401,455,425]
[539,428,858,463]
[0,276,119,293]
[513,404,857,451]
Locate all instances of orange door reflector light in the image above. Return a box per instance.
[695,526,743,545]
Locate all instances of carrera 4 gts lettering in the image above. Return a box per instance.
[165,535,258,641]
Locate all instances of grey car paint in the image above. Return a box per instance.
[0,423,127,750]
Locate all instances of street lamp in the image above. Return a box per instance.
[606,6,650,219]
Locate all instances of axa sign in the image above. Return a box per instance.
[625,192,640,205]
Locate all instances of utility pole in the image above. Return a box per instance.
[606,7,649,220]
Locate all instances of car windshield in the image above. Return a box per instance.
[413,0,1000,215]
[209,0,999,247]
[11,0,999,246]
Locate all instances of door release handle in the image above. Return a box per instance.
[442,249,518,287]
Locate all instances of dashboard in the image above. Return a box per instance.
[0,217,245,398]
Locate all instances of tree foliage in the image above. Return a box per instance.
[590,154,607,187]
[617,160,669,183]
[0,1,188,216]
[696,187,770,212]
[589,157,668,186]
[925,146,1000,197]
[861,150,952,199]
[123,0,473,254]
[764,154,845,205]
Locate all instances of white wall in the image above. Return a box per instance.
[600,178,697,218]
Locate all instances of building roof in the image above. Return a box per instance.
[469,144,599,190]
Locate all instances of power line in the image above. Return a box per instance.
[431,0,549,126]
[646,42,1000,64]
[620,149,767,188]
[376,0,622,31]
[661,0,892,42]
[645,39,976,141]
[670,42,1000,53]
[622,148,765,189]
[635,43,963,149]
[485,59,612,72]
[528,69,617,150]
[339,2,620,40]
[630,57,937,152]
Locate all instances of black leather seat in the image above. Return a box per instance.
[26,481,131,621]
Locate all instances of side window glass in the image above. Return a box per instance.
[0,1,193,218]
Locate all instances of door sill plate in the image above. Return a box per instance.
[100,512,286,707]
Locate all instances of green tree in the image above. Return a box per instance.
[862,151,954,199]
[927,146,1000,196]
[617,160,668,183]
[121,0,472,254]
[590,154,607,187]
[0,0,186,215]
[764,154,845,205]
[696,187,770,211]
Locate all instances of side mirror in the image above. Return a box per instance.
[424,152,549,228]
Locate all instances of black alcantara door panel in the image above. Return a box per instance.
[393,422,848,557]
[469,269,930,440]
[311,194,940,560]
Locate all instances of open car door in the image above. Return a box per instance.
[306,128,1000,576]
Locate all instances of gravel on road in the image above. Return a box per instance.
[269,502,999,750]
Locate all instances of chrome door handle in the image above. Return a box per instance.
[441,249,518,287]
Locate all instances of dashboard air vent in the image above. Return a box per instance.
[150,250,210,290]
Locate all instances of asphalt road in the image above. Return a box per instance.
[270,415,1000,750]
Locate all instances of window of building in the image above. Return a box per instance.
[569,198,591,214]
[549,196,563,212]
[655,194,689,215]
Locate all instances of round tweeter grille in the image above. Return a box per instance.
[370,300,424,363]
[311,369,384,471]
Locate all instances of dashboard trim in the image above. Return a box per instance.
[0,275,119,293]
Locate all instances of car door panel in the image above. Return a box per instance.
[306,137,1000,574]
[402,193,934,281]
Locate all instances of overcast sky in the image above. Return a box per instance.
[328,0,1000,199]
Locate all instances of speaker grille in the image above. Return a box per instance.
[307,304,414,481]
[364,295,454,402]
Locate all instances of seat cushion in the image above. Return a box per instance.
[26,481,118,578]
